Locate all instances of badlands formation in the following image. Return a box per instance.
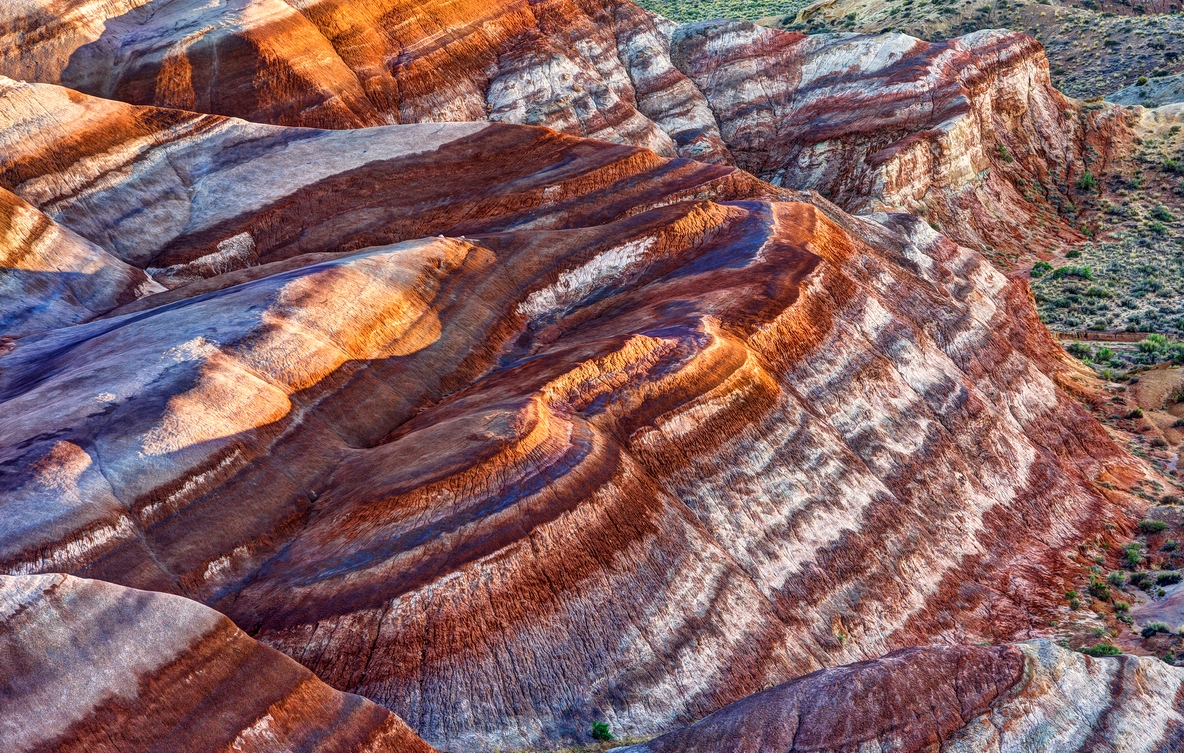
[0,0,1178,751]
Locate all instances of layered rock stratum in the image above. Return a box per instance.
[0,573,435,753]
[0,1,1176,751]
[0,1,1129,261]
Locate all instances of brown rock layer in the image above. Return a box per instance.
[0,573,435,753]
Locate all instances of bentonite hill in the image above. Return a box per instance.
[3,0,1184,751]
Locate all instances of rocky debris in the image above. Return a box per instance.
[617,639,1184,753]
[1108,74,1184,109]
[0,572,435,753]
[0,74,1148,748]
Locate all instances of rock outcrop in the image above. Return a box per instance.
[0,186,161,337]
[0,572,435,753]
[0,2,1130,261]
[618,639,1184,753]
[0,77,1146,749]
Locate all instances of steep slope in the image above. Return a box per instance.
[0,79,1148,749]
[0,573,435,753]
[618,639,1184,753]
[0,1,1131,263]
[0,186,161,337]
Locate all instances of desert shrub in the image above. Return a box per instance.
[1077,171,1098,191]
[1151,205,1177,222]
[590,722,614,742]
[1080,642,1121,656]
[1114,599,1131,613]
[997,143,1014,163]
[1066,248,1083,258]
[1088,578,1111,601]
[1158,570,1182,585]
[1128,407,1145,419]
[1032,261,1053,277]
[1066,589,1081,609]
[1143,621,1171,637]
[1138,75,1149,85]
[1096,347,1115,362]
[1125,543,1145,568]
[1153,437,1169,448]
[1052,265,1093,280]
[1066,342,1092,359]
[1108,570,1129,587]
[1139,519,1169,534]
[1132,571,1154,588]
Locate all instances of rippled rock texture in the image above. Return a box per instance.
[619,640,1184,753]
[0,573,435,753]
[0,73,1147,750]
[0,1,1129,261]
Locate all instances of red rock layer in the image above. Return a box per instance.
[0,80,1145,749]
[0,573,435,753]
[618,640,1184,753]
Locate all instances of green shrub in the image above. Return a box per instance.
[1108,570,1129,587]
[1089,578,1111,601]
[1158,571,1182,585]
[1164,539,1179,551]
[1151,206,1177,222]
[1132,570,1153,588]
[1066,248,1083,259]
[590,722,614,742]
[1080,642,1121,656]
[1077,171,1098,191]
[1128,407,1145,419]
[1051,265,1093,280]
[1143,621,1170,637]
[997,143,1014,163]
[1031,261,1053,277]
[1139,519,1169,534]
[1067,342,1092,359]
[1124,544,1145,568]
[1138,76,1149,85]
[1114,599,1131,612]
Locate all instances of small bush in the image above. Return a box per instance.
[1132,571,1153,588]
[1089,578,1111,601]
[1051,265,1094,280]
[1077,171,1098,191]
[1108,570,1129,587]
[1114,599,1131,613]
[1128,408,1145,419]
[1151,205,1177,222]
[1066,248,1083,259]
[998,143,1014,163]
[1125,544,1145,568]
[1138,76,1149,85]
[1080,642,1121,656]
[590,722,614,742]
[1164,539,1179,551]
[1139,519,1169,534]
[1143,621,1171,637]
[1158,571,1182,585]
[1067,342,1092,359]
[1031,261,1053,277]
